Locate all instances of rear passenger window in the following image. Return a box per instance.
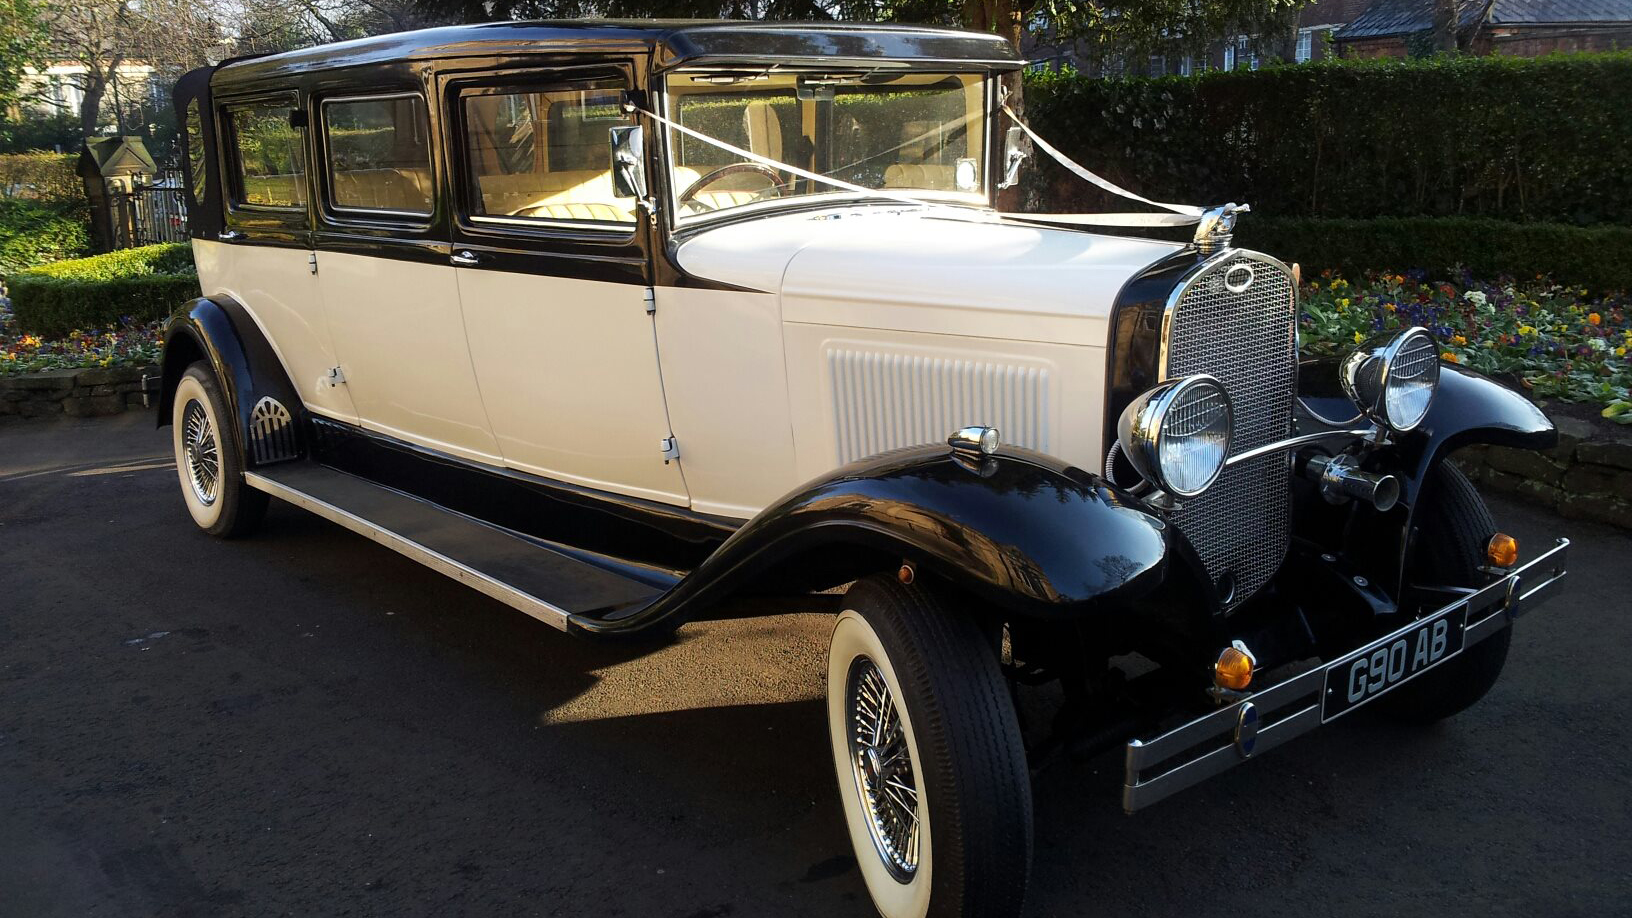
[462,81,635,226]
[324,94,433,217]
[227,100,306,209]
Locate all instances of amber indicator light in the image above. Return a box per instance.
[1487,533,1519,568]
[1214,646,1254,691]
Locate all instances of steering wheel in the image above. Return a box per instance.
[677,163,784,210]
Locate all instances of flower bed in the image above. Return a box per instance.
[0,304,162,377]
[1299,271,1630,423]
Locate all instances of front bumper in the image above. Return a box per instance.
[1122,537,1571,813]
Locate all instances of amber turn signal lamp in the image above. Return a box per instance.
[1487,532,1519,568]
[1214,643,1255,691]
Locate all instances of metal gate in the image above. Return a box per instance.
[108,176,188,247]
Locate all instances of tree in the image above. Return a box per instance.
[0,0,52,127]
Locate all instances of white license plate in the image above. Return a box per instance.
[1321,603,1469,721]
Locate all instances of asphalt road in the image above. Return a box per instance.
[2,412,1628,918]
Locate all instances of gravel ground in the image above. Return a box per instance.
[2,412,1628,917]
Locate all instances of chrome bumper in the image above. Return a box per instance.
[1122,537,1571,814]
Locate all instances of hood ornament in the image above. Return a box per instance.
[1194,202,1250,255]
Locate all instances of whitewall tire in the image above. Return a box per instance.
[827,576,1032,918]
[171,361,267,537]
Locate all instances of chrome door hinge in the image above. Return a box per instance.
[659,436,680,464]
[322,366,346,387]
[643,287,656,314]
[308,252,319,274]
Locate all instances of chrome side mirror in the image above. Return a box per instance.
[997,126,1027,190]
[610,125,650,200]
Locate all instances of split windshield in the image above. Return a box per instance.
[663,70,989,222]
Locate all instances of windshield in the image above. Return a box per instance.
[664,70,989,222]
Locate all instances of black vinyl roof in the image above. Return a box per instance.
[213,19,1022,87]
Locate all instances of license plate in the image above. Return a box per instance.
[1321,603,1469,721]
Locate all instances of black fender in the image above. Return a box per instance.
[158,296,305,466]
[568,444,1173,636]
[1300,360,1555,598]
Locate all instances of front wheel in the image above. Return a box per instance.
[1378,462,1509,723]
[827,576,1031,918]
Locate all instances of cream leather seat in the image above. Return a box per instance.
[475,169,635,222]
[883,164,957,190]
[333,168,432,212]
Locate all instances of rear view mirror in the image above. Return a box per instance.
[998,126,1028,190]
[610,125,647,200]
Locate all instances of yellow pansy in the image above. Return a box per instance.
[1441,352,1458,363]
[1451,335,1467,345]
[1353,331,1365,344]
[1519,325,1537,336]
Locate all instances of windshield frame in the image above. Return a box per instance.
[657,66,996,229]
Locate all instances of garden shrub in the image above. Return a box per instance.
[7,243,198,337]
[0,152,81,203]
[1024,54,1632,226]
[0,198,91,275]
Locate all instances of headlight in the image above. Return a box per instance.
[1117,375,1234,498]
[1340,327,1440,432]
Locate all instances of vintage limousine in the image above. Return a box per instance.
[161,20,1568,918]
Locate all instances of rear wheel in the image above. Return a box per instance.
[827,576,1031,918]
[1378,463,1509,723]
[172,361,267,537]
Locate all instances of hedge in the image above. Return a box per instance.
[8,243,199,337]
[1236,217,1632,293]
[0,199,90,276]
[1024,54,1632,226]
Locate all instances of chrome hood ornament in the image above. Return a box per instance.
[1194,202,1251,254]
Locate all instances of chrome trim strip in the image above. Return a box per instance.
[1224,427,1375,466]
[243,471,572,631]
[1122,537,1570,814]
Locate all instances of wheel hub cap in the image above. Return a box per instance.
[181,399,220,506]
[845,656,920,882]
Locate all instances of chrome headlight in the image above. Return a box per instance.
[1117,375,1234,497]
[1340,327,1440,432]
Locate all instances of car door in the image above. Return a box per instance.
[211,90,358,425]
[311,86,502,464]
[443,63,688,507]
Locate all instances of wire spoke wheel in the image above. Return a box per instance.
[846,656,921,882]
[182,398,220,506]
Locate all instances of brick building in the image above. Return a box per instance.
[1334,0,1632,57]
[1023,0,1374,76]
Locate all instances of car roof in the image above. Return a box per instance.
[211,19,1022,89]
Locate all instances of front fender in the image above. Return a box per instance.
[568,445,1172,636]
[159,296,304,466]
[1394,363,1556,503]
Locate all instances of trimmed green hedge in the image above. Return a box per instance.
[0,199,90,276]
[1236,217,1632,292]
[8,243,199,337]
[1024,54,1632,226]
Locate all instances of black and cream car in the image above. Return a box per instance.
[162,20,1568,918]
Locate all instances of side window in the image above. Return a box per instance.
[323,94,434,217]
[226,99,306,209]
[461,79,635,227]
[185,99,207,204]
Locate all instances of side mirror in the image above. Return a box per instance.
[997,126,1028,190]
[610,125,648,200]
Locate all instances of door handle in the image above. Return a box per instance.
[450,250,480,266]
[219,229,245,241]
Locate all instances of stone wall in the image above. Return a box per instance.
[1455,415,1632,531]
[0,366,158,419]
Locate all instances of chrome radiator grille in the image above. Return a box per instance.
[1163,252,1297,609]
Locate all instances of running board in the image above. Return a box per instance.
[244,464,665,631]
